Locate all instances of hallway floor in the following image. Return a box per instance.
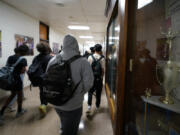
[0,87,113,135]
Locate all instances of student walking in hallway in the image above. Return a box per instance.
[87,44,105,113]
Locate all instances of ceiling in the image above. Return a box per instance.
[2,0,107,46]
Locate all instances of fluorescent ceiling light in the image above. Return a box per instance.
[79,36,93,39]
[138,0,153,9]
[109,42,114,44]
[115,26,120,31]
[109,37,119,40]
[68,25,90,30]
[86,41,95,44]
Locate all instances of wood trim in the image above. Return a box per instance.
[124,0,137,128]
[105,0,117,19]
[105,84,116,121]
[105,0,129,134]
[114,0,129,135]
[106,0,118,29]
[105,0,111,17]
[105,2,118,135]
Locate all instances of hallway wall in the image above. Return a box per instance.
[49,28,63,51]
[0,1,63,96]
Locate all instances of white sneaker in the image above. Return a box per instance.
[6,107,16,113]
[86,106,91,113]
[59,129,62,135]
[95,107,100,113]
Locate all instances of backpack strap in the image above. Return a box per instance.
[91,55,96,62]
[67,55,82,64]
[97,55,104,63]
[12,57,24,67]
[92,55,104,63]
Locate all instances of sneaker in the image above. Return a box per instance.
[39,105,47,116]
[86,106,91,114]
[16,109,27,118]
[6,107,16,113]
[59,129,62,135]
[95,107,100,113]
[0,115,4,126]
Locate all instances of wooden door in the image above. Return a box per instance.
[40,22,49,43]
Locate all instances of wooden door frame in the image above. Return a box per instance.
[105,0,129,135]
[39,21,49,43]
[115,0,128,135]
[105,1,118,132]
[124,0,137,129]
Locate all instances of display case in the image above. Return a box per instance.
[105,0,180,135]
[106,14,119,101]
[125,0,180,135]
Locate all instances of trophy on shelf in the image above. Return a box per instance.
[156,28,180,104]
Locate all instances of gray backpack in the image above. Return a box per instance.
[0,57,23,91]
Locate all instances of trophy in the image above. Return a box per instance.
[156,28,180,104]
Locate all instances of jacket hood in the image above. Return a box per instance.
[62,35,79,52]
[60,35,79,59]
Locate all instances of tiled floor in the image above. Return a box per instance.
[0,87,113,135]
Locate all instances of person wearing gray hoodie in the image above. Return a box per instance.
[46,35,94,135]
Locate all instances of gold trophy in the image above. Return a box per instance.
[156,28,180,104]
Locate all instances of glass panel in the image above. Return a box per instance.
[125,0,180,134]
[106,15,120,100]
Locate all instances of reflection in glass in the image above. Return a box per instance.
[106,15,120,100]
[125,0,180,134]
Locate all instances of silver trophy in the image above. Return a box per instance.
[156,28,180,104]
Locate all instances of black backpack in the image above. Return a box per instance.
[28,55,50,87]
[43,55,82,106]
[91,55,104,77]
[0,57,23,91]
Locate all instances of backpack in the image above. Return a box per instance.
[91,55,104,77]
[0,57,23,91]
[27,55,50,87]
[43,55,82,106]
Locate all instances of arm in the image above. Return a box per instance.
[6,57,10,66]
[21,66,27,73]
[20,58,28,73]
[87,55,93,65]
[81,59,94,93]
[101,57,105,77]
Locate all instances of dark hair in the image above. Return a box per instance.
[90,47,95,53]
[95,44,102,52]
[17,44,29,56]
[14,48,19,54]
[36,42,50,54]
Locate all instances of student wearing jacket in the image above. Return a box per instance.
[31,42,52,116]
[47,35,94,135]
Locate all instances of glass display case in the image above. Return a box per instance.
[106,14,119,100]
[125,0,180,134]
